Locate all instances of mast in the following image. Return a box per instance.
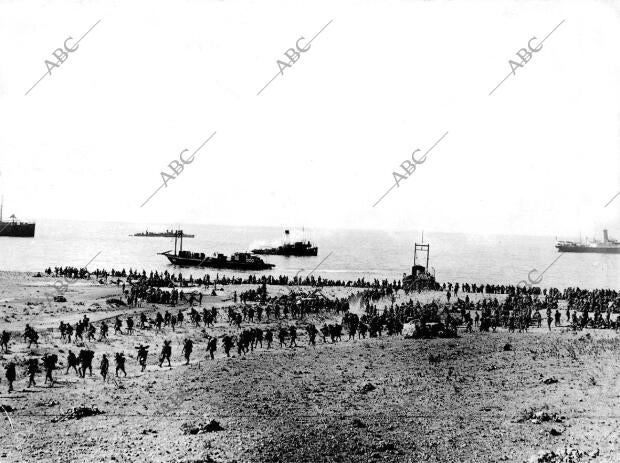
[1,196,3,222]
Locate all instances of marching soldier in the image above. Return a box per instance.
[159,340,172,367]
[136,345,149,372]
[100,354,109,382]
[182,339,193,365]
[27,358,39,388]
[115,352,127,377]
[5,362,16,393]
[66,350,78,375]
[43,353,58,386]
[206,336,217,360]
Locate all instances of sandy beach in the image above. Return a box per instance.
[0,271,618,462]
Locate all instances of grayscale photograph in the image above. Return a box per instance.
[0,0,619,461]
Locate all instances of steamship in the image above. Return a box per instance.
[555,230,620,254]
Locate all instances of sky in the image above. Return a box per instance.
[0,0,618,238]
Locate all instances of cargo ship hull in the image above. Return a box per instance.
[556,245,620,254]
[0,222,35,237]
[556,230,620,254]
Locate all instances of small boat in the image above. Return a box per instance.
[134,229,194,238]
[159,231,274,270]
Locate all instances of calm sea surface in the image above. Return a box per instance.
[0,220,618,290]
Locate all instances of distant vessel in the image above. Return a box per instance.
[555,229,620,254]
[160,231,274,270]
[252,229,318,256]
[134,229,194,238]
[0,198,35,238]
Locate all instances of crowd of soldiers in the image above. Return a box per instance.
[44,266,91,280]
[40,266,411,293]
[3,268,619,394]
[0,283,352,392]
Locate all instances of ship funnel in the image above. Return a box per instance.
[604,229,609,243]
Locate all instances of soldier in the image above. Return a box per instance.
[126,317,134,335]
[222,335,234,357]
[65,350,78,375]
[5,362,16,393]
[78,350,95,377]
[87,323,96,341]
[99,321,108,341]
[358,322,368,339]
[289,326,297,348]
[136,345,149,372]
[75,322,84,342]
[155,313,163,331]
[320,324,329,343]
[42,353,57,386]
[177,309,184,326]
[206,336,217,360]
[1,330,10,352]
[278,327,287,348]
[139,312,147,329]
[65,324,73,343]
[115,352,127,377]
[170,315,177,332]
[25,325,39,348]
[27,358,39,388]
[265,329,273,349]
[306,324,318,345]
[182,339,193,365]
[159,340,172,367]
[114,317,123,335]
[237,332,247,356]
[100,354,109,382]
[254,328,264,349]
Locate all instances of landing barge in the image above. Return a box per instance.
[160,231,275,270]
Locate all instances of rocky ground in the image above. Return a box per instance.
[0,272,619,462]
